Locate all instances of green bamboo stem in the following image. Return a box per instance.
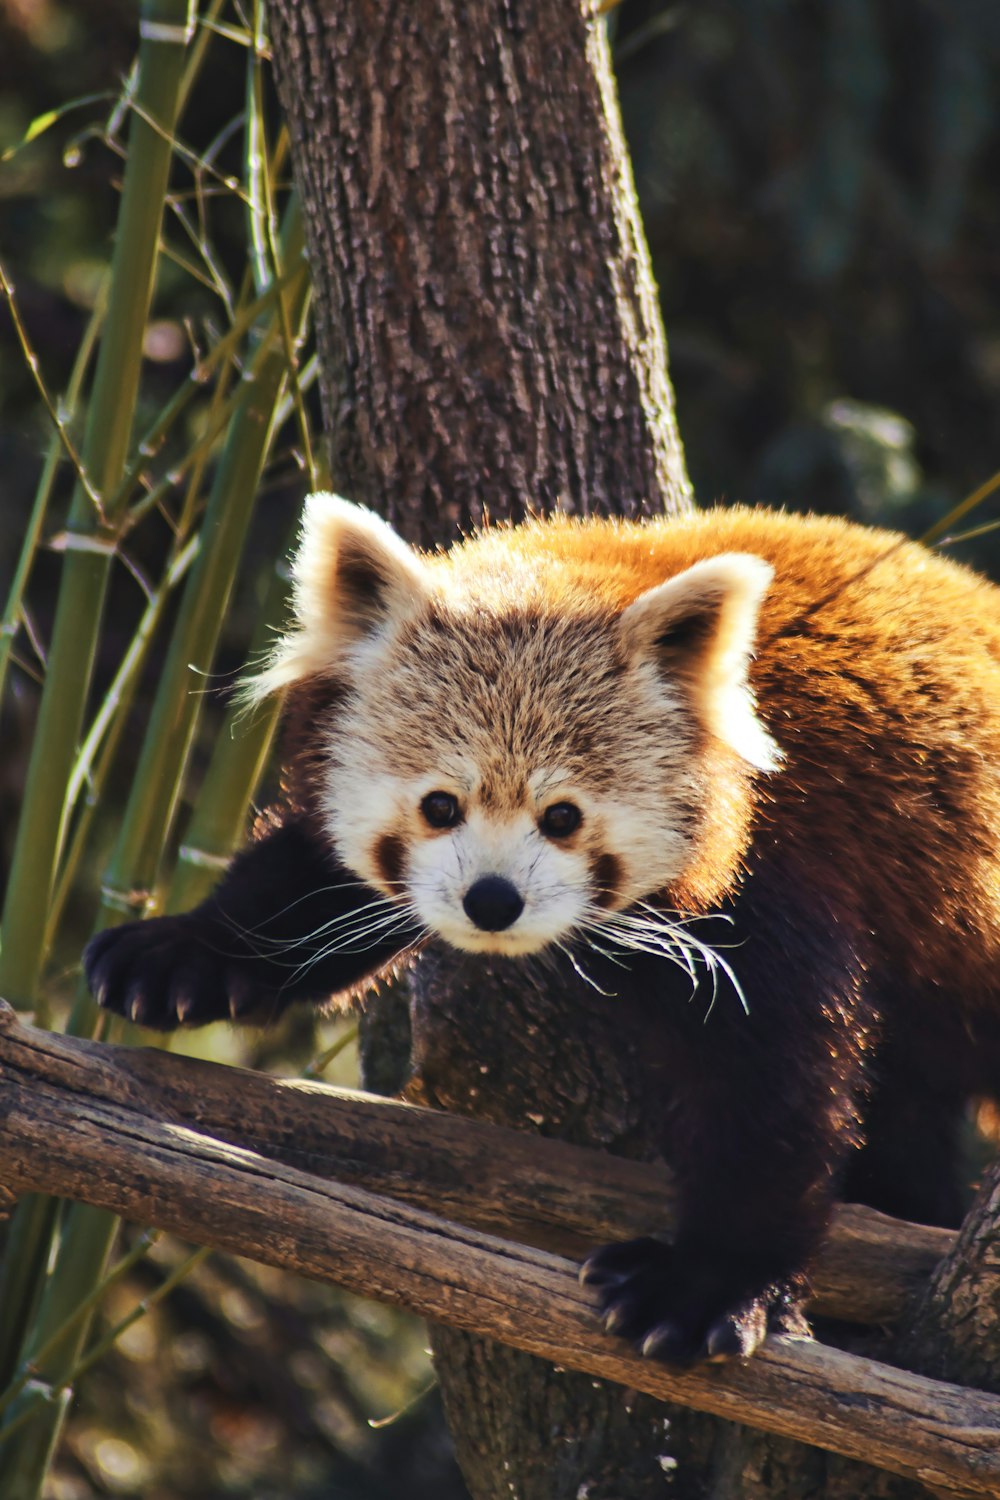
[81,200,307,967]
[114,277,282,522]
[0,284,106,706]
[0,21,311,1490]
[165,536,293,914]
[0,7,198,1481]
[303,1022,360,1079]
[0,1243,207,1475]
[0,261,101,510]
[0,197,311,1489]
[69,1245,209,1387]
[0,456,61,693]
[44,538,200,953]
[177,0,230,112]
[245,3,272,295]
[0,0,195,1009]
[0,1203,118,1500]
[0,1232,159,1425]
[124,394,238,528]
[0,1388,72,1500]
[0,1198,61,1401]
[167,289,244,543]
[0,0,194,1404]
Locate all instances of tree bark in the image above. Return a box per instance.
[0,1001,952,1323]
[267,0,691,545]
[896,1161,1000,1392]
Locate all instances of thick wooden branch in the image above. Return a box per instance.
[0,1016,997,1495]
[0,1003,948,1327]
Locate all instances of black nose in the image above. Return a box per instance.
[462,875,525,932]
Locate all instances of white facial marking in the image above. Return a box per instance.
[405,810,590,955]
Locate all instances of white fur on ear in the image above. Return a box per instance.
[620,553,781,771]
[242,493,430,701]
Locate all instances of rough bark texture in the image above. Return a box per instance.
[897,1160,1000,1392]
[0,1003,950,1322]
[410,948,718,1499]
[267,0,691,547]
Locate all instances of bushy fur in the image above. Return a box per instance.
[87,496,1000,1365]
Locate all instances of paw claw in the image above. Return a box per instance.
[579,1260,625,1290]
[706,1318,746,1362]
[602,1302,630,1337]
[641,1322,685,1362]
[174,990,195,1024]
[227,975,256,1020]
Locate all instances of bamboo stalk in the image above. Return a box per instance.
[79,199,307,970]
[0,1232,160,1427]
[165,536,292,914]
[0,0,195,1011]
[0,202,311,1496]
[0,5,196,1413]
[45,539,200,948]
[0,23,312,1500]
[0,283,106,709]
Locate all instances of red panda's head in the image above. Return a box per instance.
[245,496,779,956]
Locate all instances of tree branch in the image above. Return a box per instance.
[0,1001,947,1325]
[2,1003,998,1493]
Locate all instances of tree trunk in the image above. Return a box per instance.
[267,0,690,545]
[265,5,979,1498]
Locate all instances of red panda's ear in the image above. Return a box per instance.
[243,494,430,700]
[619,553,781,771]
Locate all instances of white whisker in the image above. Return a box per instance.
[574,902,748,1016]
[287,907,425,984]
[219,886,406,950]
[553,940,618,997]
[208,891,414,969]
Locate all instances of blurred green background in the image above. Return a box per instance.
[1,1,998,1496]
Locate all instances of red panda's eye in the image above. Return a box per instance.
[540,802,582,839]
[421,791,462,829]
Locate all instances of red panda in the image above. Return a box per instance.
[86,496,1000,1365]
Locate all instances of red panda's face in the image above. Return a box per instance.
[246,496,779,956]
[318,602,703,955]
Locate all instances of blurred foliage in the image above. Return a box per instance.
[616,0,1000,565]
[0,0,998,1497]
[47,1233,460,1500]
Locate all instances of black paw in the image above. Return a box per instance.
[579,1236,809,1365]
[84,916,269,1031]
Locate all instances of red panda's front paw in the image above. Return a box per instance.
[580,1236,810,1365]
[84,916,257,1032]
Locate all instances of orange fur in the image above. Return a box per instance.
[420,507,1000,992]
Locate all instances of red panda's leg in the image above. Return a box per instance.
[583,876,873,1364]
[841,1012,969,1229]
[85,817,423,1031]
